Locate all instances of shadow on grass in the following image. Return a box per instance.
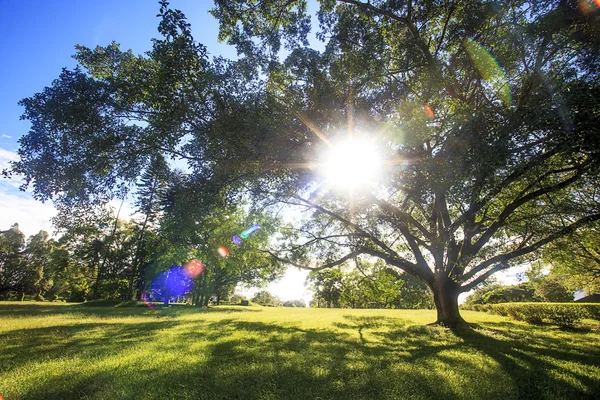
[1,310,599,399]
[451,325,600,399]
[0,302,262,318]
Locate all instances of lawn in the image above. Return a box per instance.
[1,302,599,400]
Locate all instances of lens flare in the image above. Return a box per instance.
[218,246,229,257]
[184,259,204,278]
[141,291,155,309]
[579,0,600,14]
[150,266,194,304]
[464,38,512,106]
[423,104,435,119]
[240,223,260,239]
[232,235,242,245]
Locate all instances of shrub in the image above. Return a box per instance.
[484,303,600,328]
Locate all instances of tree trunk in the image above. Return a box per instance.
[432,275,466,327]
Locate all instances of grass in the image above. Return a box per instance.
[0,302,599,400]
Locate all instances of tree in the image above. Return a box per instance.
[542,223,600,294]
[0,224,26,298]
[283,299,306,307]
[129,153,170,300]
[6,1,600,326]
[252,290,280,306]
[466,283,538,305]
[308,261,433,309]
[525,262,574,302]
[208,0,600,325]
[533,276,573,302]
[307,268,344,308]
[21,230,54,299]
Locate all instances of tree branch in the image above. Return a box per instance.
[461,212,600,287]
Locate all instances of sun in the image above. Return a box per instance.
[321,137,382,190]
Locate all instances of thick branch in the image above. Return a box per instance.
[460,212,600,288]
[465,168,583,259]
[370,194,433,240]
[449,149,558,235]
[262,249,363,271]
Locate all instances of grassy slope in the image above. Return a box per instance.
[0,303,599,400]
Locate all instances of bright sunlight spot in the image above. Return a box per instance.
[322,137,382,189]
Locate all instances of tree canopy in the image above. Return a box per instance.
[4,0,600,325]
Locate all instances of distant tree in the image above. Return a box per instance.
[307,268,344,308]
[283,299,306,307]
[0,224,26,299]
[396,272,435,310]
[252,290,280,306]
[534,276,573,302]
[484,283,537,304]
[229,293,247,304]
[308,262,433,309]
[21,230,54,299]
[525,263,574,302]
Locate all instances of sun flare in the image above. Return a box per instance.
[321,138,382,190]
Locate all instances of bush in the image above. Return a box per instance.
[484,303,600,328]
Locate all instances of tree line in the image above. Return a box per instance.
[0,164,283,304]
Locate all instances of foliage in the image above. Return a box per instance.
[542,222,600,295]
[465,282,537,305]
[283,299,306,307]
[308,261,433,309]
[229,293,247,304]
[472,302,600,328]
[208,0,600,326]
[533,276,573,302]
[252,290,281,306]
[0,224,26,298]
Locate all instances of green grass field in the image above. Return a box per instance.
[1,302,599,400]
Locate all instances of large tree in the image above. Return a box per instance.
[5,0,600,326]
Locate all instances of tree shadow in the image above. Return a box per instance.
[2,308,599,399]
[0,302,262,318]
[450,324,600,399]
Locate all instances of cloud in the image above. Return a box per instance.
[1,134,13,139]
[0,148,26,191]
[0,148,19,163]
[0,191,56,238]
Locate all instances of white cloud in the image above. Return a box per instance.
[0,191,56,238]
[1,134,13,139]
[495,264,529,285]
[0,148,19,164]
